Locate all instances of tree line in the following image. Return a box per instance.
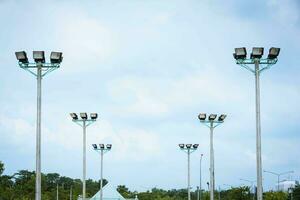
[1,161,299,200]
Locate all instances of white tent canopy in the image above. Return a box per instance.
[89,183,126,200]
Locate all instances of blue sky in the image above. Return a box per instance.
[0,0,300,192]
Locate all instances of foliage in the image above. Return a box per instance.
[0,161,107,200]
[0,161,297,200]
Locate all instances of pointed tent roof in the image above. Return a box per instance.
[90,183,126,200]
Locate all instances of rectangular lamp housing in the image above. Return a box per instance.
[80,113,88,119]
[234,47,247,59]
[209,114,217,121]
[50,52,63,63]
[268,47,280,59]
[33,51,45,63]
[251,47,264,59]
[15,51,29,63]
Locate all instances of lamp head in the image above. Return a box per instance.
[15,51,29,63]
[80,113,88,120]
[33,51,45,63]
[70,113,78,120]
[233,47,247,60]
[250,47,264,59]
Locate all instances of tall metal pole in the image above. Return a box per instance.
[83,120,86,200]
[100,149,104,200]
[35,64,42,200]
[210,122,214,200]
[188,149,191,200]
[255,60,263,200]
[197,186,200,200]
[277,175,280,191]
[200,154,203,200]
[56,183,59,200]
[70,186,72,200]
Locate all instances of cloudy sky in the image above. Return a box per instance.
[0,0,299,192]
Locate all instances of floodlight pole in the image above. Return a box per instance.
[100,149,104,200]
[199,118,225,200]
[93,145,112,200]
[70,185,73,200]
[83,120,86,200]
[188,148,191,200]
[199,154,203,200]
[255,59,263,200]
[71,117,97,200]
[17,53,61,200]
[36,63,42,200]
[57,183,59,200]
[235,53,278,200]
[210,122,214,200]
[179,145,198,200]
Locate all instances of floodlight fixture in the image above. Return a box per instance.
[90,113,98,120]
[250,47,264,59]
[80,113,88,120]
[233,47,247,60]
[218,114,227,122]
[268,47,280,59]
[99,144,105,149]
[106,144,112,149]
[15,51,29,63]
[179,144,185,149]
[70,113,78,120]
[92,144,97,149]
[198,113,206,121]
[186,144,192,149]
[50,52,63,63]
[208,114,217,121]
[193,144,199,149]
[33,51,45,63]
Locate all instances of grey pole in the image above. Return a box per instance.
[100,149,104,200]
[210,122,214,200]
[56,183,59,200]
[70,186,72,200]
[197,186,200,200]
[35,64,42,200]
[277,176,280,191]
[200,154,203,200]
[188,149,191,200]
[83,120,86,200]
[255,60,263,200]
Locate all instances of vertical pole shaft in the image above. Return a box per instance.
[36,65,42,200]
[57,184,59,200]
[188,149,191,200]
[197,186,200,200]
[210,123,214,200]
[83,121,86,200]
[252,183,255,200]
[200,155,202,200]
[100,150,104,200]
[278,175,280,191]
[255,60,263,200]
[70,186,72,200]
